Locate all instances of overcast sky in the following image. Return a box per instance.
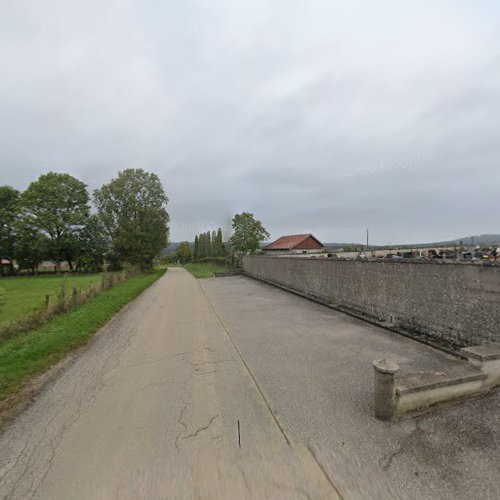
[1,0,499,244]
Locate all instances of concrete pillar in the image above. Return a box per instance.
[373,359,399,421]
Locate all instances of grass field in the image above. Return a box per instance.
[0,268,165,408]
[182,262,233,278]
[0,274,99,331]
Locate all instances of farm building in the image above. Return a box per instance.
[264,234,324,255]
[0,257,13,275]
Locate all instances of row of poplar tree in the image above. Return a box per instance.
[0,168,170,274]
[194,228,226,259]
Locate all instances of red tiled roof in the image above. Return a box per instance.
[265,234,324,250]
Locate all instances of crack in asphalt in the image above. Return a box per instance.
[125,349,199,368]
[125,344,221,369]
[194,369,217,376]
[379,420,425,471]
[181,414,219,442]
[175,402,189,452]
[184,358,233,368]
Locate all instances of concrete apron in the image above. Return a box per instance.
[373,342,500,420]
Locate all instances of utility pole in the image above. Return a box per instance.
[366,228,369,250]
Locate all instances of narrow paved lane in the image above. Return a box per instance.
[1,269,341,499]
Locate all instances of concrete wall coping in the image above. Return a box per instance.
[461,343,500,361]
[246,255,500,268]
[396,366,487,396]
[373,344,500,419]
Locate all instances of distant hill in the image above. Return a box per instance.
[324,242,361,248]
[165,234,499,255]
[386,234,500,249]
[161,242,191,255]
[429,234,500,246]
[161,241,199,255]
[324,234,500,250]
[161,242,179,255]
[323,234,500,250]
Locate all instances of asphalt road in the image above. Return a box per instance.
[200,275,500,500]
[1,269,498,499]
[0,269,345,499]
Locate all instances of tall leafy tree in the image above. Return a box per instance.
[211,229,219,257]
[0,186,19,272]
[14,218,49,274]
[229,212,269,254]
[176,241,192,263]
[202,232,207,258]
[20,172,90,271]
[197,233,204,258]
[194,235,199,259]
[75,215,108,272]
[194,228,226,259]
[94,168,169,270]
[215,227,225,256]
[205,231,211,257]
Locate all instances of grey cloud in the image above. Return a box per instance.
[1,0,499,244]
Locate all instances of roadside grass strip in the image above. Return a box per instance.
[183,262,233,278]
[0,268,165,407]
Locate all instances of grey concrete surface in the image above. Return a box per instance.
[200,275,500,500]
[243,255,500,347]
[1,269,347,499]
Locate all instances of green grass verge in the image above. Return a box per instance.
[0,274,99,330]
[182,262,233,278]
[0,268,165,407]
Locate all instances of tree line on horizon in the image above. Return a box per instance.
[172,212,269,265]
[0,168,169,274]
[195,228,225,259]
[173,228,226,264]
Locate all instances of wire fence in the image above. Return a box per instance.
[0,267,139,342]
